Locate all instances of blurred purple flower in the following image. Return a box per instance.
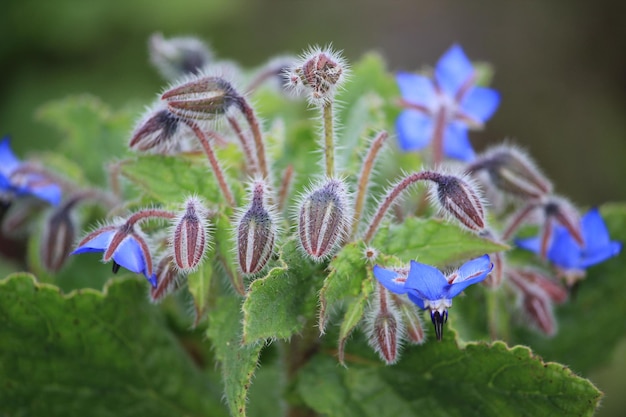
[396,45,500,162]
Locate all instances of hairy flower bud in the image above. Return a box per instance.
[161,75,240,120]
[149,33,213,81]
[287,46,348,103]
[40,204,76,273]
[467,144,552,199]
[298,178,350,261]
[129,103,182,153]
[393,296,426,345]
[236,180,276,275]
[430,173,485,232]
[150,255,181,303]
[366,286,404,364]
[171,197,210,272]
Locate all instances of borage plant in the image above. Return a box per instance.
[0,37,623,417]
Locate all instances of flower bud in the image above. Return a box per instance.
[287,46,348,103]
[298,178,350,261]
[508,267,560,336]
[40,204,76,273]
[236,180,276,275]
[129,104,182,152]
[393,295,426,345]
[149,33,213,81]
[430,173,485,232]
[467,144,552,199]
[366,286,404,365]
[150,255,181,303]
[171,197,210,272]
[543,196,583,246]
[161,75,240,120]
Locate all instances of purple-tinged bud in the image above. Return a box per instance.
[236,180,277,275]
[429,173,485,232]
[508,267,560,336]
[467,144,552,199]
[510,268,568,304]
[366,285,404,365]
[392,295,426,345]
[129,103,183,153]
[161,75,240,120]
[298,178,351,261]
[1,197,46,237]
[149,33,213,81]
[150,255,182,303]
[543,196,583,246]
[524,294,556,336]
[286,46,348,104]
[39,204,77,273]
[171,197,210,272]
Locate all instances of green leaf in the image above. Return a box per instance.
[511,203,626,373]
[242,240,324,343]
[206,295,264,417]
[297,332,601,417]
[0,273,227,417]
[373,217,509,266]
[36,95,133,186]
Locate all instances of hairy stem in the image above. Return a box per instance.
[322,101,335,177]
[227,115,257,176]
[237,97,269,179]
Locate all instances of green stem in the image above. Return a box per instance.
[322,101,334,177]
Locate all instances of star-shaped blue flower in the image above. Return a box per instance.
[72,225,157,287]
[396,45,500,162]
[516,208,621,284]
[0,137,62,205]
[373,254,493,340]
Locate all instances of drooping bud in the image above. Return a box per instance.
[366,285,404,365]
[161,75,240,120]
[1,197,46,237]
[150,255,182,303]
[466,144,552,199]
[236,179,277,275]
[149,33,213,81]
[392,295,426,345]
[39,203,77,273]
[171,197,210,272]
[298,178,350,261]
[286,46,348,104]
[429,173,485,232]
[129,103,183,153]
[543,196,583,246]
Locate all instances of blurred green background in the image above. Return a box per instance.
[1,0,625,415]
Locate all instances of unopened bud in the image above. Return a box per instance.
[236,180,276,275]
[430,173,485,232]
[393,296,426,345]
[40,204,76,273]
[523,294,556,336]
[129,104,182,152]
[298,178,350,261]
[508,267,560,336]
[287,46,348,103]
[150,255,181,303]
[161,75,240,120]
[366,286,403,365]
[149,33,213,81]
[543,196,583,246]
[467,144,552,199]
[171,197,210,272]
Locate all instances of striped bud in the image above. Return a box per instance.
[172,197,210,272]
[40,204,76,273]
[287,46,348,103]
[393,296,426,345]
[298,178,350,261]
[236,180,276,275]
[150,255,181,303]
[508,268,561,336]
[129,104,182,152]
[431,174,485,232]
[467,144,552,200]
[366,285,404,365]
[161,75,240,120]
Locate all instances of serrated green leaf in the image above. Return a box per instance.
[297,331,601,417]
[373,217,509,266]
[242,240,324,343]
[187,261,213,326]
[0,274,227,417]
[206,295,263,417]
[511,203,626,373]
[36,95,133,186]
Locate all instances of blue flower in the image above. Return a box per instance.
[72,224,157,287]
[396,45,500,162]
[0,137,62,205]
[516,208,621,284]
[373,255,493,340]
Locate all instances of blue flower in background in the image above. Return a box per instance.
[0,137,62,205]
[396,45,500,162]
[72,224,157,287]
[517,208,621,284]
[373,254,493,340]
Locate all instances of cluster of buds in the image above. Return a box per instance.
[286,46,348,104]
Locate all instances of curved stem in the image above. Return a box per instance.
[237,98,269,179]
[126,209,176,226]
[277,164,294,212]
[502,202,537,240]
[227,115,257,175]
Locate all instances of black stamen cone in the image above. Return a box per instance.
[430,310,448,341]
[112,261,121,274]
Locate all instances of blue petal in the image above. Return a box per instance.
[547,227,580,269]
[71,230,116,255]
[396,110,434,151]
[580,208,610,250]
[30,183,62,206]
[434,44,474,97]
[581,241,621,268]
[446,258,493,298]
[443,123,475,161]
[407,291,426,310]
[0,137,22,177]
[405,260,448,301]
[112,236,147,275]
[460,86,500,123]
[396,72,437,107]
[373,265,408,294]
[146,274,158,288]
[515,236,541,254]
